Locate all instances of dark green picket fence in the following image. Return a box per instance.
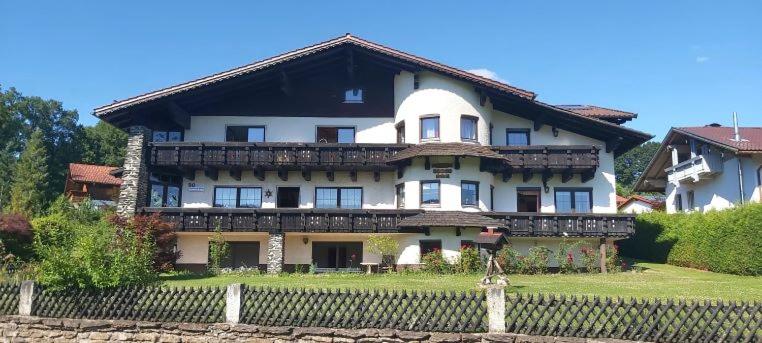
[0,282,759,342]
[241,287,487,332]
[505,293,761,343]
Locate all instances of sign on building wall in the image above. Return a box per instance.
[187,182,205,192]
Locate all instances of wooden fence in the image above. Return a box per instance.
[0,282,759,341]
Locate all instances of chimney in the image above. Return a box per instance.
[732,112,741,141]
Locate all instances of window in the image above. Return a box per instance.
[686,191,695,210]
[316,127,355,143]
[213,187,262,208]
[226,126,265,142]
[152,130,182,142]
[460,116,478,141]
[517,188,541,212]
[149,174,182,207]
[506,129,530,146]
[490,185,495,211]
[396,183,405,209]
[343,88,363,103]
[420,116,440,140]
[420,180,440,206]
[461,181,479,206]
[420,240,442,256]
[396,122,405,143]
[674,194,683,212]
[315,187,362,209]
[554,188,592,213]
[277,187,300,208]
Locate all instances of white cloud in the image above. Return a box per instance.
[696,56,710,63]
[466,68,509,84]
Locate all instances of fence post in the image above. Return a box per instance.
[485,285,506,333]
[226,283,242,324]
[19,280,34,316]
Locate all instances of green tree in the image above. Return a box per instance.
[10,130,49,216]
[79,121,128,166]
[614,141,660,194]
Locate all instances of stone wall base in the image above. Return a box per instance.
[0,316,644,343]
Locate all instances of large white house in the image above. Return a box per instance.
[635,125,762,213]
[95,34,651,273]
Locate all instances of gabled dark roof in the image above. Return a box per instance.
[387,143,504,163]
[94,34,535,116]
[397,211,504,228]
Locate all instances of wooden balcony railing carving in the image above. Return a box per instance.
[140,208,633,237]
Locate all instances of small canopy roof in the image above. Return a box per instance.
[387,143,505,164]
[397,211,505,228]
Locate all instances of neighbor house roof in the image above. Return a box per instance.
[617,195,662,210]
[387,143,505,163]
[616,195,628,206]
[68,163,123,186]
[675,126,762,153]
[397,211,504,228]
[556,105,637,122]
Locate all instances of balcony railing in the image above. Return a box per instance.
[491,145,599,171]
[141,207,634,237]
[149,142,410,171]
[665,152,723,184]
[485,212,634,237]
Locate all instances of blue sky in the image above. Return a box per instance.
[1,1,760,139]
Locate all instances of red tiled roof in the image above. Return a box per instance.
[94,34,535,116]
[68,163,123,186]
[616,195,628,206]
[675,126,762,153]
[555,105,637,120]
[617,195,662,209]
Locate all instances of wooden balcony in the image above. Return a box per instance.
[149,142,410,172]
[485,212,634,237]
[141,208,634,237]
[491,145,599,171]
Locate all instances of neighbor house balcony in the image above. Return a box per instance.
[141,207,634,237]
[665,151,723,184]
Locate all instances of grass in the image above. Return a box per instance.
[160,262,762,301]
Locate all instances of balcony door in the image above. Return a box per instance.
[517,188,541,212]
[277,187,300,208]
[312,242,362,271]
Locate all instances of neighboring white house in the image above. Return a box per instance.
[94,34,651,273]
[617,195,662,214]
[635,125,762,213]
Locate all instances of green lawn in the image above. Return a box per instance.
[160,262,762,301]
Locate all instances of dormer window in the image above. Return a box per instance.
[344,88,363,103]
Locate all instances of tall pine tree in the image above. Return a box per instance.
[10,129,50,217]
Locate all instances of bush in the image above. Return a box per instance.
[421,249,450,274]
[109,213,178,272]
[366,234,399,268]
[0,213,33,259]
[580,245,599,273]
[523,246,551,274]
[456,247,482,274]
[619,203,762,275]
[496,245,523,273]
[208,226,229,276]
[555,240,580,274]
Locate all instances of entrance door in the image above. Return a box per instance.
[312,242,363,271]
[220,242,260,268]
[277,187,300,208]
[517,188,541,212]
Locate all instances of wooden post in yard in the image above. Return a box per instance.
[599,238,607,274]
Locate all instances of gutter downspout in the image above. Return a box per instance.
[733,112,746,204]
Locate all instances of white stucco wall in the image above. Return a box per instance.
[665,155,762,213]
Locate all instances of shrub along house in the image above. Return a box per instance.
[635,124,762,213]
[95,34,651,273]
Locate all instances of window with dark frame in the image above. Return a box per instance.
[674,194,683,212]
[420,240,442,256]
[316,127,355,143]
[149,174,182,207]
[152,130,183,143]
[686,190,695,210]
[517,188,541,212]
[396,122,406,143]
[460,116,478,141]
[343,88,363,103]
[461,181,479,206]
[213,187,262,208]
[420,116,439,140]
[554,188,592,213]
[490,185,495,211]
[315,187,362,209]
[506,128,530,146]
[277,187,300,208]
[396,183,405,209]
[226,126,265,142]
[420,180,440,206]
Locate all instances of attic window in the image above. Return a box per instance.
[344,88,363,104]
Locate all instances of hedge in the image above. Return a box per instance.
[619,203,762,275]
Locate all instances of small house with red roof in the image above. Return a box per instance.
[64,163,123,208]
[634,124,762,213]
[617,195,663,214]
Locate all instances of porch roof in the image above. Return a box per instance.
[397,211,504,228]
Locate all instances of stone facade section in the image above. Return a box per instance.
[116,126,151,217]
[0,316,643,343]
[266,233,284,274]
